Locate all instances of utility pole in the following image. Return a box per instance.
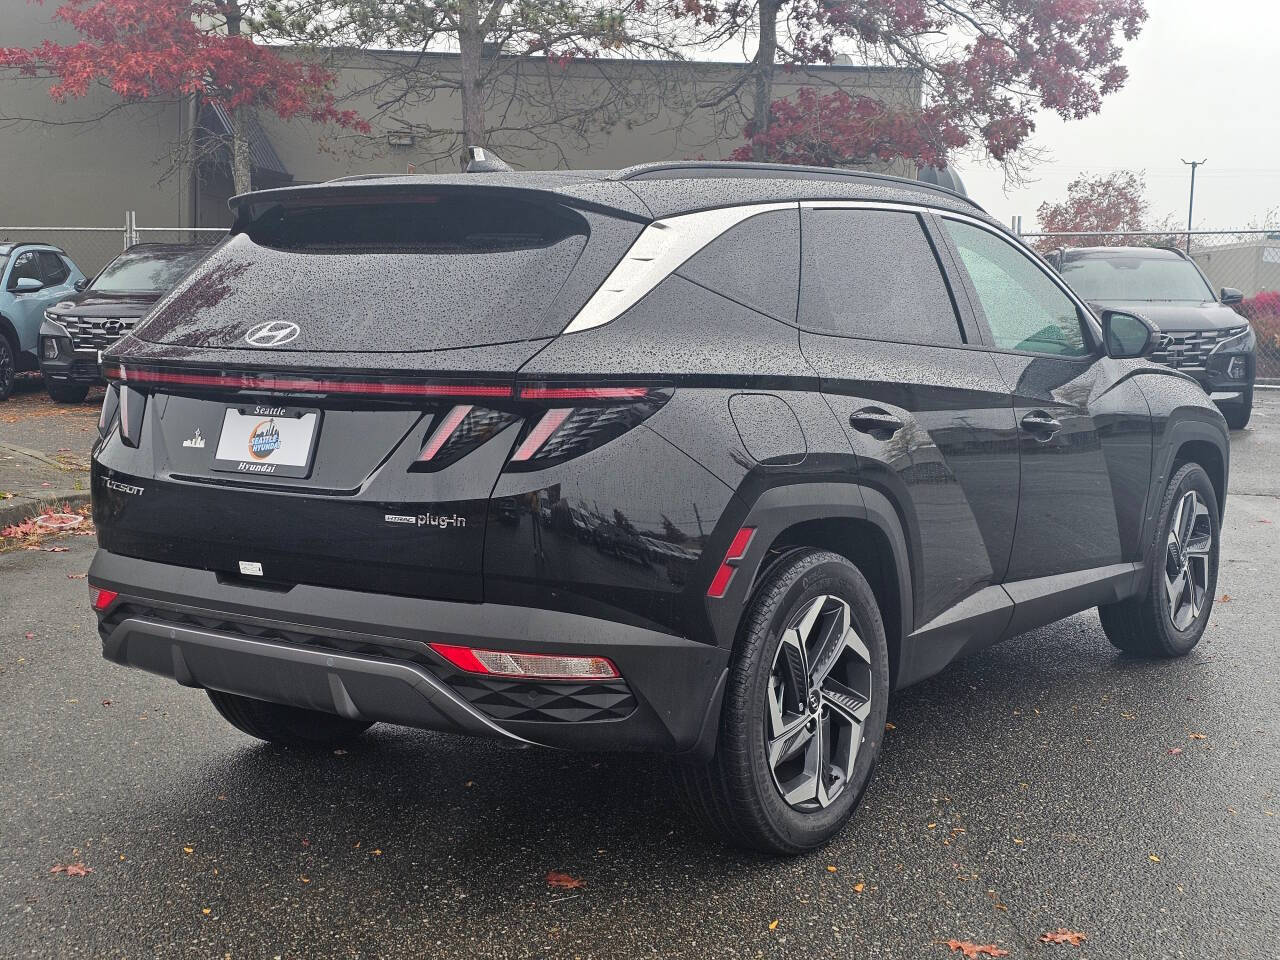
[1181,158,1206,254]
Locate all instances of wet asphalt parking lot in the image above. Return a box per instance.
[2,396,1277,960]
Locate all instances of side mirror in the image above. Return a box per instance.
[14,276,44,293]
[1220,287,1243,305]
[1102,310,1159,360]
[74,278,89,292]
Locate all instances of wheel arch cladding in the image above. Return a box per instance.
[1172,439,1225,517]
[766,516,903,689]
[720,483,912,690]
[0,314,20,352]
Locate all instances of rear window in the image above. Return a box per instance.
[138,193,593,352]
[241,194,584,255]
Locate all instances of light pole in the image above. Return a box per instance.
[1181,158,1206,254]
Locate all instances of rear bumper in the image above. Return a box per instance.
[89,548,729,757]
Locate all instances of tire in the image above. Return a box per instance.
[674,550,891,854]
[1099,462,1220,658]
[45,379,89,404]
[1221,388,1252,431]
[0,336,15,402]
[207,690,373,747]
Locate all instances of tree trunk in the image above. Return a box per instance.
[751,0,780,162]
[222,0,252,194]
[229,105,253,195]
[457,0,487,147]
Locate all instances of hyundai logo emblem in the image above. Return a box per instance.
[244,321,301,347]
[101,319,124,336]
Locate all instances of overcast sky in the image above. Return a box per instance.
[953,0,1279,232]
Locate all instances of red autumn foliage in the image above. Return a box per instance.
[545,870,586,889]
[0,0,368,132]
[703,0,1147,165]
[1234,290,1280,376]
[1037,170,1150,239]
[943,941,1009,958]
[729,87,967,167]
[1039,928,1088,946]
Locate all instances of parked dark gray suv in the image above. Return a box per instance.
[1055,246,1256,429]
[89,162,1230,853]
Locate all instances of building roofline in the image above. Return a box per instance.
[275,43,920,77]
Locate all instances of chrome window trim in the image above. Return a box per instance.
[562,202,796,334]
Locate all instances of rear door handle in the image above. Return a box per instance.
[1020,410,1062,440]
[849,407,904,437]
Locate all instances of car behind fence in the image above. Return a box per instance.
[1023,229,1280,384]
[0,213,225,281]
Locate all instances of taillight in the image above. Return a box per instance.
[91,587,118,611]
[707,526,755,599]
[98,384,120,438]
[414,405,519,470]
[504,384,670,470]
[103,362,513,400]
[429,643,620,680]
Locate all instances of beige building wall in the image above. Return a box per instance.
[1193,239,1280,298]
[2,0,920,267]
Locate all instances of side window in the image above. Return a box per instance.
[799,208,964,345]
[676,209,800,324]
[7,250,42,290]
[39,252,70,286]
[942,219,1091,357]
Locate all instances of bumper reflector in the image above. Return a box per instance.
[429,643,620,680]
[91,588,118,611]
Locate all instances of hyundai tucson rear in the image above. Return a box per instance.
[89,165,1229,853]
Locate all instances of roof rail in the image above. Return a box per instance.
[611,161,985,211]
[0,240,67,254]
[325,173,402,183]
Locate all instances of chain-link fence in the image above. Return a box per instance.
[1,213,225,278]
[1021,229,1280,384]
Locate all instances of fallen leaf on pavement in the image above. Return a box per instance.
[768,919,779,931]
[1218,593,1231,602]
[943,940,1008,958]
[1189,733,1207,740]
[44,547,69,552]
[50,863,93,877]
[853,882,865,893]
[67,573,87,579]
[826,865,837,872]
[183,847,194,855]
[885,721,896,730]
[1040,929,1087,946]
[1167,747,1183,755]
[1149,854,1161,863]
[202,907,211,915]
[546,871,585,889]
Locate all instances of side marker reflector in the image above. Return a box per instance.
[707,526,756,599]
[91,588,118,611]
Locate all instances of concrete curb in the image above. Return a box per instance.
[0,491,92,531]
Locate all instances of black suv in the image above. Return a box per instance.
[1055,246,1256,429]
[41,243,212,402]
[88,163,1230,854]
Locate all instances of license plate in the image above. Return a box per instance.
[211,405,321,478]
